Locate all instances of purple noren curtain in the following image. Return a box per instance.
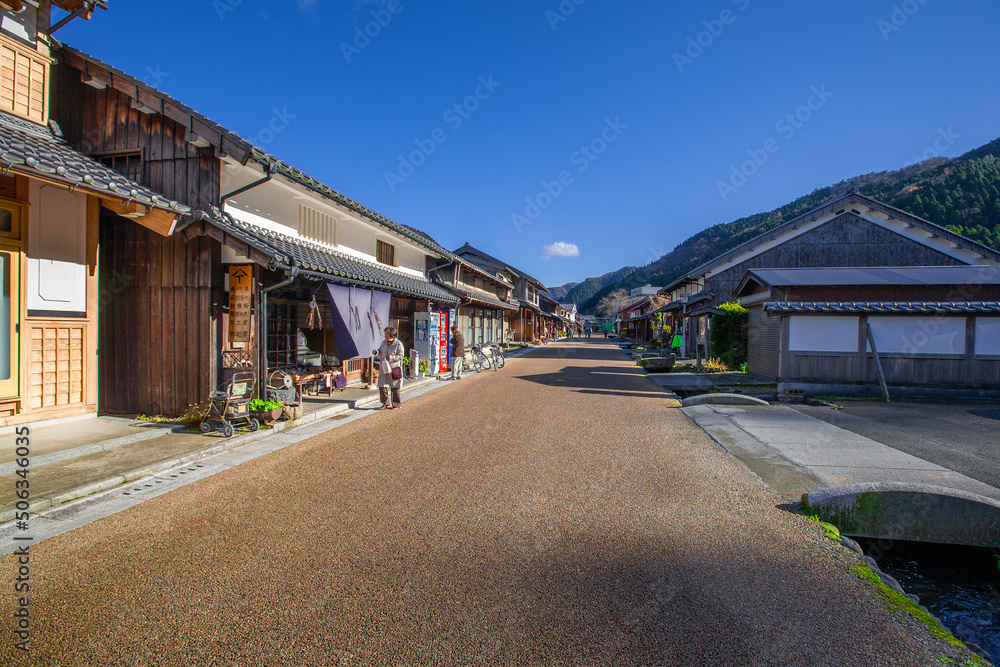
[325,284,392,360]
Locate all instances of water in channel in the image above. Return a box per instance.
[859,539,1000,664]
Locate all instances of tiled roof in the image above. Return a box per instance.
[516,299,541,312]
[440,283,517,310]
[190,212,458,303]
[744,265,1000,288]
[249,148,452,259]
[0,112,187,214]
[764,301,1000,315]
[454,242,547,289]
[58,45,452,259]
[663,192,1000,293]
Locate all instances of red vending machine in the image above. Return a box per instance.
[437,310,450,373]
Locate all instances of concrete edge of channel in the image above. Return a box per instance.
[0,375,443,526]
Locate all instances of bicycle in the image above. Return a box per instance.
[487,341,505,370]
[470,343,492,372]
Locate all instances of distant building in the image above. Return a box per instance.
[734,265,1000,397]
[660,192,1000,368]
[631,284,662,297]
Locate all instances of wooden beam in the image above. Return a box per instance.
[110,72,135,98]
[81,62,110,90]
[135,87,163,115]
[162,101,190,127]
[0,1,24,12]
[100,198,178,237]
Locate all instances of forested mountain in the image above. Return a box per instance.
[573,137,1000,314]
[557,266,635,306]
[546,282,578,301]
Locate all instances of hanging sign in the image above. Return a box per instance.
[228,265,253,343]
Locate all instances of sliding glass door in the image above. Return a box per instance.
[0,249,19,398]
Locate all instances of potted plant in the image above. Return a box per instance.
[418,360,429,378]
[249,398,284,424]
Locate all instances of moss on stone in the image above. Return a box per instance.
[848,564,984,662]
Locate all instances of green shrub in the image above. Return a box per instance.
[710,301,748,370]
[249,399,284,411]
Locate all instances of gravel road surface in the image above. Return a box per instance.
[1,340,968,665]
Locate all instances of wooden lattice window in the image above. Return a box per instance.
[0,35,48,123]
[95,150,143,182]
[376,239,395,266]
[29,324,84,409]
[299,204,336,246]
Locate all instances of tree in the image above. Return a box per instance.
[596,288,632,316]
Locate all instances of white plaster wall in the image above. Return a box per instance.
[27,182,87,313]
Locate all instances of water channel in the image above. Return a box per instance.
[860,539,999,664]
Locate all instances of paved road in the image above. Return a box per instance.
[794,401,1000,490]
[0,341,966,665]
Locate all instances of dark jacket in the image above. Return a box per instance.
[450,331,465,358]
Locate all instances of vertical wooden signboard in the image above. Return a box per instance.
[228,265,253,344]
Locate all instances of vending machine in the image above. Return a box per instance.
[436,310,450,373]
[428,312,440,373]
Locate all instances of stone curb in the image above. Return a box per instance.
[0,424,185,476]
[681,393,770,407]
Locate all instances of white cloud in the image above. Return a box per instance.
[541,242,580,260]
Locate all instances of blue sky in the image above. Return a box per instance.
[57,0,1000,288]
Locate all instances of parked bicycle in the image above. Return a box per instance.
[487,341,505,370]
[470,343,492,372]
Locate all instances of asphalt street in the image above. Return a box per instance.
[794,400,1000,490]
[0,340,967,665]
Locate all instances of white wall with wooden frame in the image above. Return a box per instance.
[0,174,100,427]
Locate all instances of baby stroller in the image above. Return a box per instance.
[199,371,260,438]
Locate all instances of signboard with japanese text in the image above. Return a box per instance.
[228,265,253,343]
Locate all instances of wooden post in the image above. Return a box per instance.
[866,322,891,402]
[965,316,976,385]
[856,316,868,383]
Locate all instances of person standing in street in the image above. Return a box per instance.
[449,325,466,380]
[374,326,405,409]
[671,332,684,357]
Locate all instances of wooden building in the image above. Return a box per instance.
[430,257,516,347]
[734,266,1000,394]
[660,192,1000,362]
[0,2,189,427]
[454,243,548,344]
[49,43,459,416]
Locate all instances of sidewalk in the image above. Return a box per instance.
[683,403,1000,503]
[0,375,439,524]
[0,347,536,524]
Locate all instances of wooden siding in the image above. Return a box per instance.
[98,212,222,416]
[785,352,999,388]
[51,64,221,211]
[748,309,780,380]
[705,213,966,305]
[0,37,48,123]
